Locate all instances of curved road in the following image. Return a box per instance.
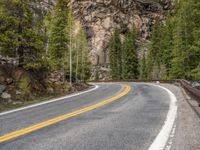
[0,83,172,150]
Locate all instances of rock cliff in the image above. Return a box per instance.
[43,0,171,65]
[71,0,171,65]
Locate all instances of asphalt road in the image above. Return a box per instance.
[0,83,171,150]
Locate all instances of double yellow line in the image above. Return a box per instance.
[0,84,131,143]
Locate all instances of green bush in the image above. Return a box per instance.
[18,78,30,95]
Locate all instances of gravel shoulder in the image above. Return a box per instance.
[160,83,200,150]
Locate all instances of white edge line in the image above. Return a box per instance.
[0,84,99,116]
[148,84,177,150]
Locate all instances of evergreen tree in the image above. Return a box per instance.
[0,0,45,68]
[48,0,69,69]
[109,30,122,80]
[122,27,138,79]
[170,0,193,79]
[170,16,186,78]
[189,0,200,81]
[140,52,147,80]
[146,17,163,79]
[160,16,174,78]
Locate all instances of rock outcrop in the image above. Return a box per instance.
[71,0,171,65]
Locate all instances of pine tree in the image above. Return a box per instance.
[0,0,45,68]
[189,0,200,81]
[160,16,174,78]
[146,17,163,79]
[170,0,193,79]
[140,52,147,80]
[122,27,138,79]
[170,17,186,78]
[109,30,122,80]
[48,0,69,69]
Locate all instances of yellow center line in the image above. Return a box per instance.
[0,84,131,143]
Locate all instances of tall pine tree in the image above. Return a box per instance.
[189,0,200,81]
[109,29,122,80]
[48,0,69,69]
[146,17,163,79]
[122,27,138,79]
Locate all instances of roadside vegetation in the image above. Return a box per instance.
[142,0,200,81]
[0,0,91,111]
[0,0,199,111]
[109,0,200,82]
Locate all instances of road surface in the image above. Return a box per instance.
[0,83,175,150]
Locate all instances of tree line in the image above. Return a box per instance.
[109,0,199,81]
[0,0,91,83]
[141,0,200,81]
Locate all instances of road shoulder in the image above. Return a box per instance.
[160,84,200,150]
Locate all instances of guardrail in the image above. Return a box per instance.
[91,79,200,106]
[177,80,200,106]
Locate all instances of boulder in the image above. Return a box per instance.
[1,92,11,99]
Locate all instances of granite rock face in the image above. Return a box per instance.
[42,0,171,65]
[71,0,171,65]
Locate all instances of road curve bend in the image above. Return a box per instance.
[0,83,176,150]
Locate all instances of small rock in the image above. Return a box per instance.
[16,90,22,95]
[7,99,12,103]
[13,101,23,105]
[0,76,5,84]
[0,84,6,94]
[6,78,13,85]
[99,74,103,79]
[1,92,11,99]
[47,87,54,94]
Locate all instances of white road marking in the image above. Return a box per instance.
[0,85,99,116]
[148,84,177,150]
[165,124,176,150]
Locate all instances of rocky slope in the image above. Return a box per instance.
[71,0,171,65]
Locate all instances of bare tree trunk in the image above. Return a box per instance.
[75,43,79,83]
[69,3,72,86]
